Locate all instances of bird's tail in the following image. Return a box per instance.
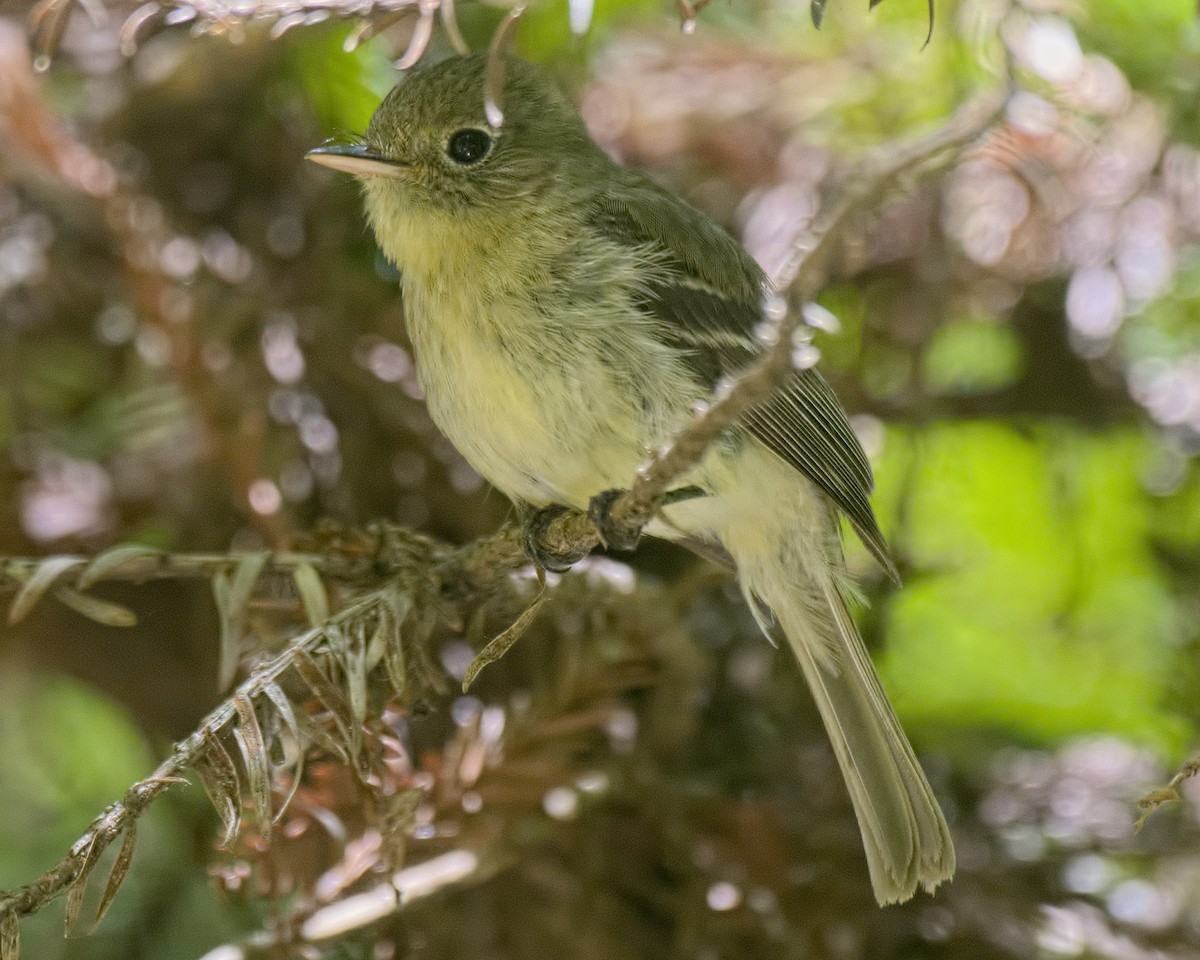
[723,515,956,905]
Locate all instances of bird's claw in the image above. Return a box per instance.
[522,504,589,573]
[588,489,643,552]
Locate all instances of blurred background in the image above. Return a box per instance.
[2,0,1200,957]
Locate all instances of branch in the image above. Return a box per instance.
[0,525,688,957]
[625,82,1011,513]
[21,0,466,65]
[1,549,335,593]
[0,585,395,929]
[0,516,448,636]
[1136,755,1200,830]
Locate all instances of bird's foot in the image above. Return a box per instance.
[589,485,709,552]
[522,505,589,573]
[587,489,644,552]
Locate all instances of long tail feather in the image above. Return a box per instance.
[738,544,955,904]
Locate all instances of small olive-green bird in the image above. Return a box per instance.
[308,54,954,904]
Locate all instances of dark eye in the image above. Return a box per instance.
[446,128,493,165]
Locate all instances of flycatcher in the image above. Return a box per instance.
[308,54,954,905]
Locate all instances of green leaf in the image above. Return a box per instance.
[54,587,137,628]
[876,424,1192,753]
[78,545,162,589]
[8,557,83,624]
[228,553,270,622]
[338,624,368,729]
[217,552,269,690]
[212,572,236,692]
[292,562,329,627]
[1074,0,1196,100]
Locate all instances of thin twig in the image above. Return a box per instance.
[0,551,343,590]
[483,3,527,128]
[0,588,389,923]
[31,0,463,60]
[1136,756,1200,830]
[620,82,1011,522]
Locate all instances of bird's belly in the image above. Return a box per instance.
[409,306,657,509]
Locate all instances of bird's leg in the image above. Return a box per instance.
[587,489,641,551]
[521,504,590,573]
[588,485,707,552]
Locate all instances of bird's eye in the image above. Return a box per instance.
[446,128,493,165]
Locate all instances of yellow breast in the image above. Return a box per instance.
[369,191,696,508]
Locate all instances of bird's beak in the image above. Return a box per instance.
[306,142,409,179]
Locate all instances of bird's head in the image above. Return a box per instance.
[307,55,598,218]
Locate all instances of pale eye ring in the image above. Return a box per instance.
[446,128,493,165]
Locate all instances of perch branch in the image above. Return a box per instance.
[0,587,389,925]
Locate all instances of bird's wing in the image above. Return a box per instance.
[588,184,896,579]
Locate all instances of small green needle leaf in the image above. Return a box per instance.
[8,557,82,624]
[78,545,161,588]
[55,587,138,628]
[292,562,329,626]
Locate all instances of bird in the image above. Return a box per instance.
[307,53,955,905]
